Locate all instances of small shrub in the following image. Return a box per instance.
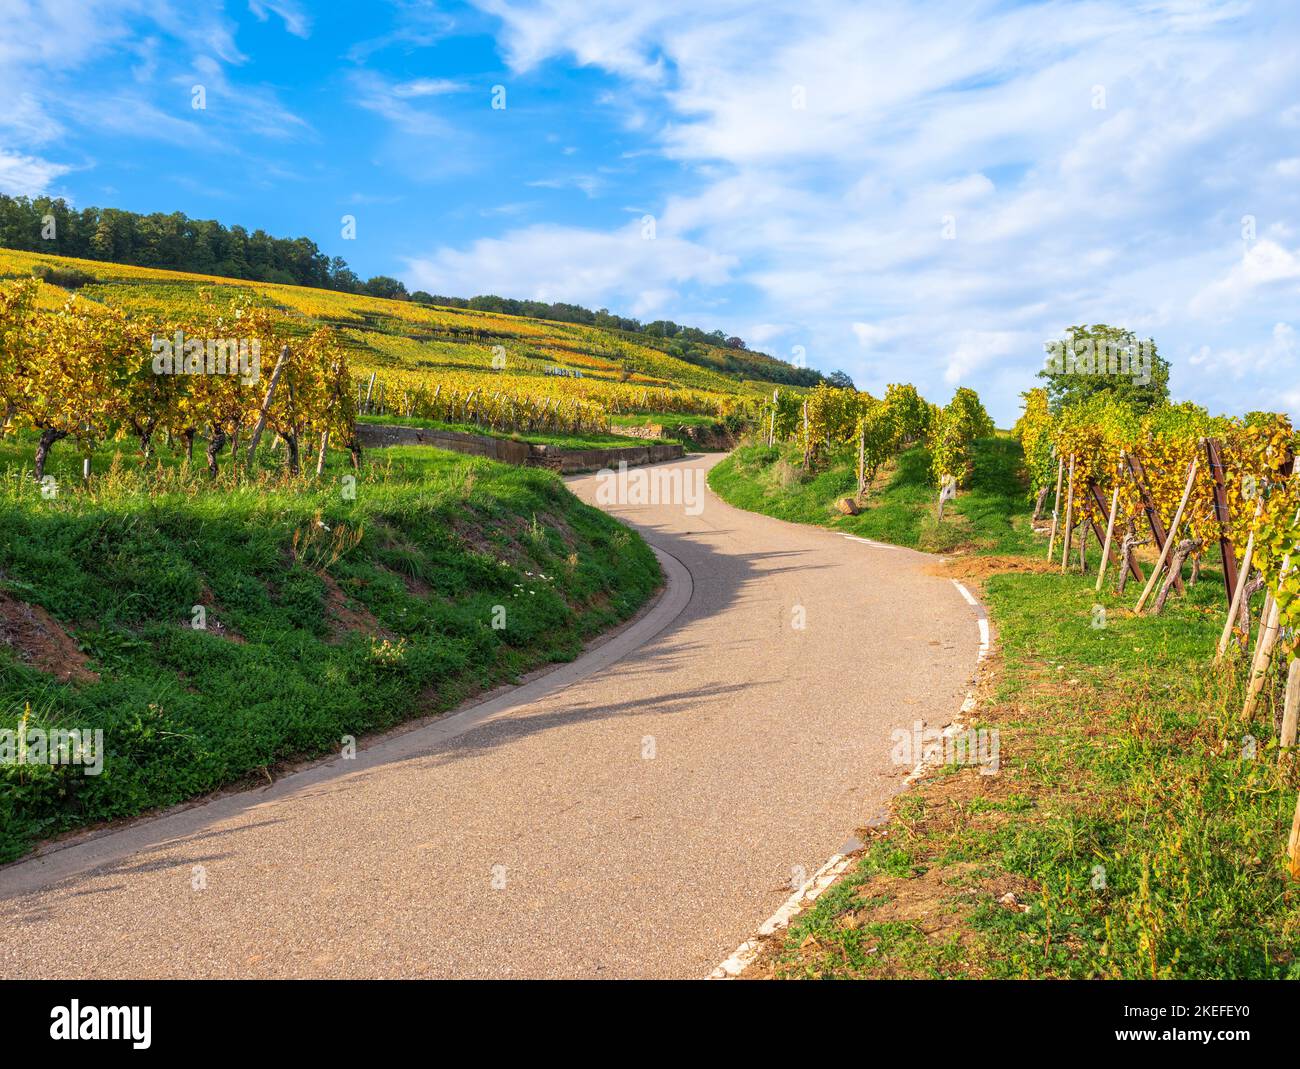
[32,264,97,289]
[773,457,800,488]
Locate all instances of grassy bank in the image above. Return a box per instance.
[708,436,1037,555]
[713,435,1300,978]
[0,434,660,862]
[357,413,675,450]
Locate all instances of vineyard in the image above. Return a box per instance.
[0,248,783,475]
[0,277,357,481]
[1016,391,1300,637]
[1015,387,1300,876]
[0,242,697,861]
[756,378,993,499]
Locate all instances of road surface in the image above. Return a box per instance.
[0,452,978,978]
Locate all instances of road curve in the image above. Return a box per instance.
[0,452,977,979]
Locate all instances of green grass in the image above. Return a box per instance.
[715,432,1300,979]
[708,435,1036,554]
[610,412,719,429]
[0,431,660,862]
[358,413,675,450]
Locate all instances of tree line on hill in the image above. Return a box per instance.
[0,195,824,387]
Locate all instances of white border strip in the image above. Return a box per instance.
[841,534,906,551]
[903,692,978,786]
[952,579,991,662]
[707,849,857,979]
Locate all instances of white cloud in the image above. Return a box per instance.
[0,0,306,194]
[0,92,62,146]
[1190,240,1300,317]
[747,323,791,346]
[1190,321,1298,379]
[247,0,311,38]
[944,331,1034,385]
[852,322,907,349]
[405,222,735,308]
[0,149,72,196]
[391,78,464,98]
[349,71,453,137]
[528,174,603,198]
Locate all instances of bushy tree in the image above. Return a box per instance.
[1038,323,1170,414]
[364,276,408,301]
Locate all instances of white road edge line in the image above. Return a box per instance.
[707,567,993,979]
[951,579,991,662]
[708,850,857,979]
[841,534,906,551]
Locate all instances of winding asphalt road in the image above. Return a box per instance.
[0,452,978,979]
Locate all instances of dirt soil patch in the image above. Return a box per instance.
[0,591,99,683]
[927,554,1058,582]
[321,574,394,643]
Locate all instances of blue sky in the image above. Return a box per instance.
[2,0,1299,424]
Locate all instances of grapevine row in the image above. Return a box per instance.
[761,380,992,494]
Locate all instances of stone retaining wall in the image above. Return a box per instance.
[355,422,684,473]
[355,423,533,465]
[527,441,684,473]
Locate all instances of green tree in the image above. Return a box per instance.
[364,276,408,300]
[1038,323,1170,414]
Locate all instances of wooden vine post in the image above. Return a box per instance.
[1134,454,1198,614]
[1126,453,1184,596]
[1289,796,1300,880]
[1047,456,1065,561]
[1204,438,1238,607]
[245,345,290,473]
[801,400,810,470]
[1216,497,1264,662]
[1095,475,1122,593]
[768,389,777,448]
[1243,490,1300,721]
[857,421,866,495]
[1078,478,1120,579]
[1151,536,1203,615]
[1060,454,1076,572]
[1243,597,1283,721]
[1279,659,1300,762]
